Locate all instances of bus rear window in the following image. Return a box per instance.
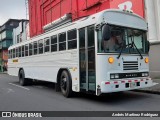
[8,50,11,59]
[13,49,15,58]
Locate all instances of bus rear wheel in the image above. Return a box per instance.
[19,69,32,86]
[60,70,72,98]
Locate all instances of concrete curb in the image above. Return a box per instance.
[133,90,160,95]
[0,72,8,74]
[132,79,160,95]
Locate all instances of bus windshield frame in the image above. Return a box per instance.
[97,25,149,54]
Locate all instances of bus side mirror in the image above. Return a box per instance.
[102,24,111,41]
[145,40,150,53]
[146,41,150,53]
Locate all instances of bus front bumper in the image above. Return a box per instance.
[101,78,158,93]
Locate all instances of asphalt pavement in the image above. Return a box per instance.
[0,74,160,120]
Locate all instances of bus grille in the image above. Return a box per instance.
[123,61,138,70]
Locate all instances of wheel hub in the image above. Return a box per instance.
[61,76,67,90]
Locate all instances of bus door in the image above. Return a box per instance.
[79,25,96,92]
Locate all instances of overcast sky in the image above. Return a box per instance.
[0,0,27,25]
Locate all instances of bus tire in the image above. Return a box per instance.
[60,70,72,98]
[19,69,28,86]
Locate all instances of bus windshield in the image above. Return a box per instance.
[98,25,149,54]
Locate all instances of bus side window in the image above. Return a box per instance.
[88,26,95,47]
[68,29,77,50]
[22,45,25,57]
[13,48,15,58]
[11,49,13,59]
[79,29,85,48]
[59,32,66,51]
[51,35,57,52]
[34,41,38,55]
[45,38,50,52]
[16,47,19,58]
[38,39,44,54]
[29,43,33,56]
[25,44,29,56]
[19,46,21,57]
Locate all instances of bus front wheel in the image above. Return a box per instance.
[60,70,72,98]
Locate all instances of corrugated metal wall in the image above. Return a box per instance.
[28,0,145,38]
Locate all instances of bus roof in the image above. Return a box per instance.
[9,9,147,50]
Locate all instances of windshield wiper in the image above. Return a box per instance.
[117,44,124,59]
[131,41,143,59]
[129,35,143,59]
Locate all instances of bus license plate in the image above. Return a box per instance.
[130,83,136,88]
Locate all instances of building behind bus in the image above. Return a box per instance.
[0,19,20,72]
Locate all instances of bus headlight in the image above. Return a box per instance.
[142,72,149,77]
[110,74,115,79]
[110,74,119,79]
[115,74,119,79]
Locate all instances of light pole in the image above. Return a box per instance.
[0,44,3,72]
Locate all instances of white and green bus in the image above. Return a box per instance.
[8,9,156,97]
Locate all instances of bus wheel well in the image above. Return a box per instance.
[56,68,71,92]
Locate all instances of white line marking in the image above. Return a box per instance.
[7,88,15,93]
[9,83,30,91]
